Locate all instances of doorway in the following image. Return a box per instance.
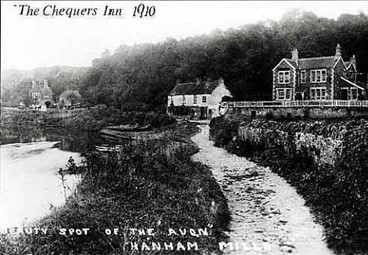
[340,89,348,100]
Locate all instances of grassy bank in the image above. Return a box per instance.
[1,121,230,255]
[210,116,368,254]
[0,105,176,133]
[0,106,176,146]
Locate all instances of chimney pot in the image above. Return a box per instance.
[335,43,342,59]
[218,77,224,85]
[350,55,356,69]
[291,48,299,61]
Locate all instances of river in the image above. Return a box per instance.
[191,125,333,255]
[0,128,104,231]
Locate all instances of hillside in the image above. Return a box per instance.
[1,66,89,106]
[2,11,368,109]
[80,11,368,110]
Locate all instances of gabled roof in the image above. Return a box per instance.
[298,56,337,69]
[272,58,296,71]
[41,85,53,96]
[345,62,357,72]
[274,56,347,70]
[29,82,42,93]
[169,80,222,96]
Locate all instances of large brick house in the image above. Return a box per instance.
[167,78,232,119]
[272,44,365,101]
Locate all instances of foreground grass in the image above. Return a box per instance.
[1,121,230,255]
[210,116,368,254]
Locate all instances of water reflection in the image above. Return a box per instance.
[0,126,106,230]
[0,141,82,230]
[1,126,106,153]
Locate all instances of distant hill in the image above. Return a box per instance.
[1,66,90,106]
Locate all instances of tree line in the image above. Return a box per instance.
[80,11,368,111]
[3,11,368,110]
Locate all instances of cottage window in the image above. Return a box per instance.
[310,69,327,83]
[300,70,306,84]
[310,87,327,100]
[193,95,198,104]
[202,96,207,103]
[278,71,291,84]
[276,88,292,100]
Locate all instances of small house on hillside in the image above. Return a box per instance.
[167,78,232,119]
[29,79,55,110]
[272,44,366,101]
[59,90,82,108]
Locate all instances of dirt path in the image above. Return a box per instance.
[191,125,333,255]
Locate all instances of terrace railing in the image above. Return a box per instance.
[222,100,368,109]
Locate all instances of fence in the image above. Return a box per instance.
[223,100,368,109]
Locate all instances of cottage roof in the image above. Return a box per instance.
[59,90,81,99]
[169,80,221,96]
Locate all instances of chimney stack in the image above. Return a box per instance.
[218,77,224,85]
[335,44,342,60]
[291,48,299,62]
[350,55,356,69]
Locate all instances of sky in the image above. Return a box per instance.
[1,1,368,71]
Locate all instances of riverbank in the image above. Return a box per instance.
[0,121,230,255]
[210,115,368,254]
[0,105,176,139]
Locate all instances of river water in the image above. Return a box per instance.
[192,125,332,255]
[0,128,104,231]
[0,142,81,230]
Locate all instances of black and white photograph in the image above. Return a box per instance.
[1,1,368,254]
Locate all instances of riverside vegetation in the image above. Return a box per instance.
[1,104,176,134]
[0,112,230,254]
[210,116,368,254]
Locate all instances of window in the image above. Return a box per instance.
[310,87,327,100]
[351,88,358,100]
[285,89,292,100]
[278,71,291,84]
[193,95,198,104]
[310,69,327,83]
[301,70,306,84]
[202,96,207,103]
[276,88,292,100]
[277,89,285,99]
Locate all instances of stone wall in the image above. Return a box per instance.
[210,116,368,253]
[235,118,367,169]
[229,106,368,119]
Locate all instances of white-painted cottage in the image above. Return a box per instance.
[167,78,232,119]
